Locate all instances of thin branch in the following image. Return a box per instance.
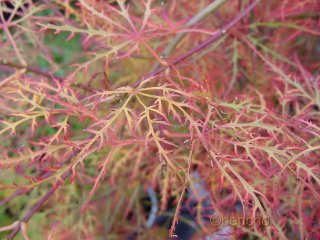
[0,188,29,207]
[132,0,261,88]
[5,150,78,240]
[169,138,194,238]
[6,171,69,240]
[0,60,62,81]
[152,0,228,71]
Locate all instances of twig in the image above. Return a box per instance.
[0,60,62,81]
[6,186,58,239]
[5,146,82,240]
[6,169,71,240]
[132,0,261,88]
[152,0,228,71]
[169,137,194,238]
[0,188,29,207]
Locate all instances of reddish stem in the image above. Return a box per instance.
[6,187,58,240]
[5,147,82,239]
[132,0,260,88]
[6,171,70,240]
[0,60,62,81]
[0,188,29,207]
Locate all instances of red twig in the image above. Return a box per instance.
[5,146,82,239]
[6,171,70,240]
[0,188,29,207]
[132,0,260,88]
[6,187,58,239]
[0,60,62,81]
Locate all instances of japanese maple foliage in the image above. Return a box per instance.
[0,0,319,239]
